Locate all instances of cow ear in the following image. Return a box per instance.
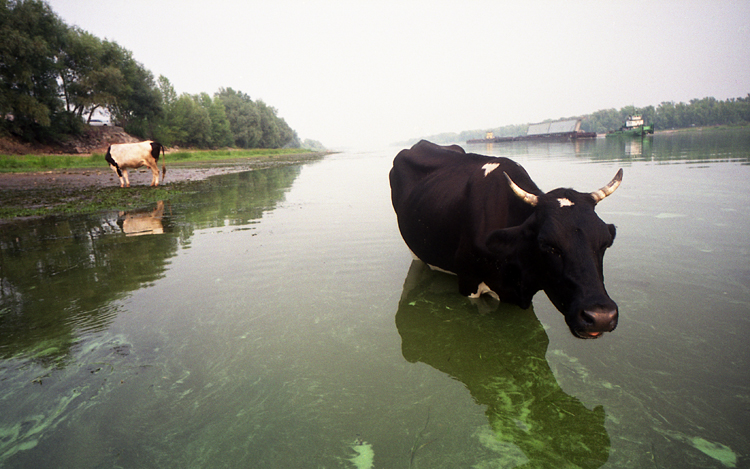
[485,226,524,254]
[608,224,617,241]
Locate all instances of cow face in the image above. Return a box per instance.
[532,191,618,338]
[487,170,622,339]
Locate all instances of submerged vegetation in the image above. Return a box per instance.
[0,184,177,219]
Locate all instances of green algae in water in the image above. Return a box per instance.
[655,428,738,468]
[2,138,750,467]
[473,426,528,468]
[690,437,737,468]
[347,440,374,469]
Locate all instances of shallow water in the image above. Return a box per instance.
[1,128,749,468]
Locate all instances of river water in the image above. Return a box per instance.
[1,128,748,468]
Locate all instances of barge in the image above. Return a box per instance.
[467,118,596,144]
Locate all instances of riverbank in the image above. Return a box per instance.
[0,151,328,222]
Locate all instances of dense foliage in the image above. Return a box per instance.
[0,0,299,149]
[580,96,750,133]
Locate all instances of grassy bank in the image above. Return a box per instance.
[0,153,102,172]
[0,148,325,221]
[0,148,313,173]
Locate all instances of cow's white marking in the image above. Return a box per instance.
[558,198,574,207]
[482,163,500,177]
[469,282,500,300]
[409,250,457,275]
[427,263,456,275]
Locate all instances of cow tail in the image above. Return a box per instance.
[105,145,122,177]
[161,144,167,181]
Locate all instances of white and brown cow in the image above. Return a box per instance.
[105,141,166,187]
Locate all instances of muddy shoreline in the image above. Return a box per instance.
[0,152,326,190]
[0,152,327,223]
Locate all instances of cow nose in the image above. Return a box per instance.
[579,307,618,332]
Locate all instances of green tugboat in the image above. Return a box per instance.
[605,115,654,137]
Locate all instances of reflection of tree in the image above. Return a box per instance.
[591,127,750,164]
[172,165,305,236]
[395,261,610,467]
[0,211,179,366]
[0,164,308,366]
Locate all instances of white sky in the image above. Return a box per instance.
[48,0,750,149]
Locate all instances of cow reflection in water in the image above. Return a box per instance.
[117,200,165,236]
[395,261,610,467]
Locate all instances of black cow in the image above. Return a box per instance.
[389,140,623,339]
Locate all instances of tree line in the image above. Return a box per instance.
[414,94,750,145]
[580,95,750,133]
[0,0,300,149]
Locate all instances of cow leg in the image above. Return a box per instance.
[148,163,159,186]
[122,169,130,187]
[110,165,124,187]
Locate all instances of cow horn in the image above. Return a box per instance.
[590,168,623,203]
[504,172,538,207]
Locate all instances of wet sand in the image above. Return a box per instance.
[0,152,327,223]
[0,152,326,190]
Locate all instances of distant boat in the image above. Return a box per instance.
[605,115,654,138]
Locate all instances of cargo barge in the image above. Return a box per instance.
[467,118,596,144]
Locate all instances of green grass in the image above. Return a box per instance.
[0,148,325,220]
[167,148,311,163]
[0,148,315,173]
[0,154,104,172]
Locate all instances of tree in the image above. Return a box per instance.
[152,75,178,145]
[257,100,281,148]
[217,87,262,148]
[1,1,300,147]
[169,93,209,147]
[0,0,68,139]
[108,48,162,137]
[203,94,233,148]
[154,90,233,149]
[59,29,126,123]
[655,101,677,129]
[157,75,177,109]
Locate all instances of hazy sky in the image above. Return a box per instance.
[48,0,750,149]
